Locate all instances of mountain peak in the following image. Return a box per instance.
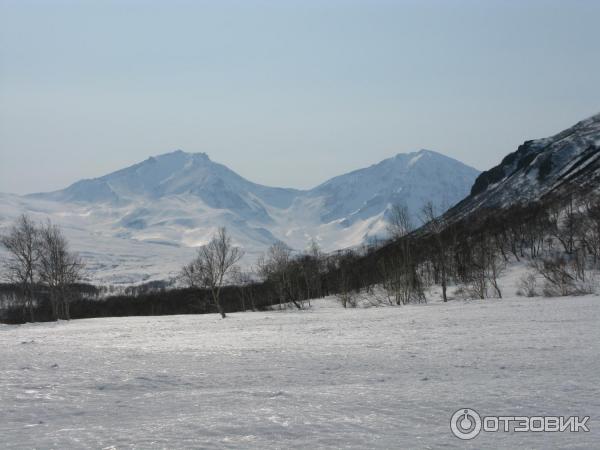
[153,149,211,161]
[391,148,451,160]
[415,148,438,155]
[386,149,472,170]
[311,149,480,225]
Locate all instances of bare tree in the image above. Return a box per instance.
[387,203,413,240]
[183,227,243,318]
[517,272,538,297]
[485,242,505,298]
[180,260,203,288]
[421,201,449,302]
[582,195,600,266]
[231,266,256,311]
[38,221,84,320]
[383,203,426,304]
[257,241,305,309]
[335,250,359,308]
[299,239,324,306]
[0,214,40,322]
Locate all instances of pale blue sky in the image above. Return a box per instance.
[1,0,599,194]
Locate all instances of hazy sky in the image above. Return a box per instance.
[1,0,599,194]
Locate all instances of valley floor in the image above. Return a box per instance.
[0,294,599,449]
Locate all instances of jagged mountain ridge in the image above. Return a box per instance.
[447,112,600,220]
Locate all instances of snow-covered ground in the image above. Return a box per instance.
[1,294,598,449]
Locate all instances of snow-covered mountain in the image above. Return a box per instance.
[0,149,478,283]
[305,150,477,224]
[33,150,299,216]
[448,112,600,220]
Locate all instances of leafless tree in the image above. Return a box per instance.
[257,241,305,309]
[517,272,538,297]
[582,196,600,265]
[335,250,359,308]
[231,266,256,311]
[387,204,426,304]
[183,227,243,318]
[180,260,203,288]
[421,201,449,302]
[486,246,505,298]
[0,214,40,321]
[38,221,84,320]
[299,239,324,306]
[387,203,413,240]
[474,235,505,298]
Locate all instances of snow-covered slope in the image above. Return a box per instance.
[449,112,600,219]
[0,150,478,283]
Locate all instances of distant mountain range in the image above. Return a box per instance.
[0,149,478,284]
[3,112,600,285]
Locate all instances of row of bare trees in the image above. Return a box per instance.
[176,198,523,318]
[256,240,325,310]
[379,192,600,301]
[319,191,600,306]
[179,228,329,317]
[1,215,84,321]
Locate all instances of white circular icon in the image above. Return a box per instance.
[450,408,482,440]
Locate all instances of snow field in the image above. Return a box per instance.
[0,294,599,448]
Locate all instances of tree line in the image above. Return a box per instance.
[2,187,599,323]
[332,190,600,304]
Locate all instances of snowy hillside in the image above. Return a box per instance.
[0,150,478,284]
[450,112,600,219]
[1,292,598,448]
